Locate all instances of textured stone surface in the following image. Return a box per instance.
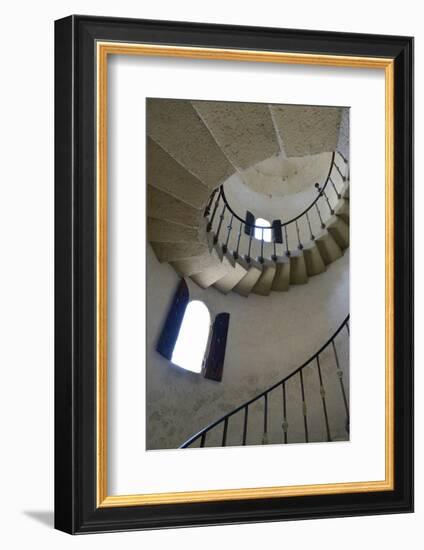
[328,216,350,249]
[147,138,211,209]
[147,98,234,188]
[171,249,219,277]
[147,217,199,243]
[271,257,291,291]
[190,246,233,288]
[240,152,331,197]
[232,259,263,297]
[336,107,350,161]
[271,105,343,158]
[315,232,343,265]
[151,241,207,262]
[213,254,248,294]
[192,100,279,171]
[252,261,277,296]
[147,185,202,228]
[303,243,327,276]
[289,252,308,284]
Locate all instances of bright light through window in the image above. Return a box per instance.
[254,218,272,243]
[171,300,210,373]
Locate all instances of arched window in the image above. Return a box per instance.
[254,217,272,243]
[171,300,210,373]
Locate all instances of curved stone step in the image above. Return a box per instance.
[303,243,326,276]
[289,251,308,285]
[335,198,349,224]
[327,216,349,250]
[271,256,291,291]
[270,105,342,157]
[147,185,202,228]
[148,217,199,243]
[151,241,208,263]
[190,241,234,288]
[232,258,263,297]
[252,259,277,296]
[147,138,211,209]
[171,249,219,277]
[192,101,279,171]
[213,253,248,294]
[147,98,234,189]
[315,231,343,265]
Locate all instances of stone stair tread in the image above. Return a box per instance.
[303,242,327,276]
[147,137,211,209]
[252,260,277,296]
[147,98,234,189]
[213,253,248,294]
[327,215,349,250]
[147,185,202,228]
[289,251,308,285]
[147,217,199,243]
[151,241,208,263]
[315,231,343,265]
[232,258,263,297]
[271,256,291,291]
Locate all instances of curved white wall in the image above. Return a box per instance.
[146,243,349,449]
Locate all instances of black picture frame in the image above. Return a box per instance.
[55,15,413,534]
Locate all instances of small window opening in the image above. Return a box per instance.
[254,218,272,242]
[171,300,210,373]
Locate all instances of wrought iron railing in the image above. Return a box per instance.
[180,316,349,448]
[204,151,348,263]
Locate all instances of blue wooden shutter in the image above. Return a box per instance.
[204,313,230,382]
[272,219,283,243]
[244,210,255,236]
[156,279,189,360]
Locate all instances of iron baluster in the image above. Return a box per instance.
[235,220,243,259]
[207,189,221,232]
[222,417,229,447]
[295,220,303,249]
[338,151,348,164]
[346,321,350,336]
[306,211,315,240]
[334,161,347,182]
[223,213,234,253]
[316,356,331,442]
[260,228,264,263]
[214,204,227,244]
[284,225,290,256]
[200,432,207,448]
[204,188,218,217]
[262,393,268,444]
[330,176,341,199]
[315,182,334,215]
[315,203,325,229]
[299,370,309,443]
[246,233,253,262]
[332,340,349,432]
[282,382,288,444]
[242,406,249,445]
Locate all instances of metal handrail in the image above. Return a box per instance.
[219,151,336,230]
[180,315,349,448]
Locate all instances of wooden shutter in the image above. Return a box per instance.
[204,313,230,382]
[272,219,283,243]
[156,279,189,360]
[244,210,255,236]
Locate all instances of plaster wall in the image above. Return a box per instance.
[146,244,349,449]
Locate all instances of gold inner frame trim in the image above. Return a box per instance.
[96,41,395,508]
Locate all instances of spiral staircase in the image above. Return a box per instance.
[147,98,349,297]
[146,98,350,449]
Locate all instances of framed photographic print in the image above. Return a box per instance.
[54,15,413,533]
